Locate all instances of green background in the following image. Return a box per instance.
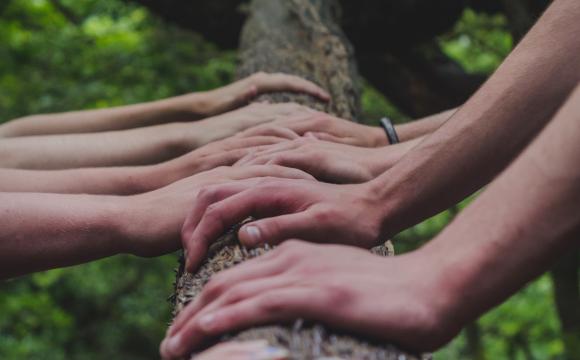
[0,1,566,359]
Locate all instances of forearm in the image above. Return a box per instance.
[0,93,209,138]
[367,137,424,177]
[372,0,580,235]
[423,86,580,326]
[395,108,456,142]
[0,164,172,195]
[366,108,455,146]
[0,122,193,169]
[0,193,128,279]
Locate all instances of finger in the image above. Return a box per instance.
[192,340,270,360]
[247,139,306,158]
[239,212,323,247]
[241,84,259,103]
[265,153,317,175]
[170,267,290,338]
[186,186,300,271]
[257,73,330,101]
[165,287,324,355]
[218,136,289,152]
[237,154,270,166]
[229,165,315,181]
[195,276,297,320]
[305,131,359,145]
[182,181,259,271]
[168,252,285,337]
[238,126,300,140]
[196,149,251,171]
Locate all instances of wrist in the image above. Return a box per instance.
[166,92,215,119]
[404,246,469,342]
[365,146,401,178]
[362,175,407,239]
[100,196,140,256]
[114,193,180,257]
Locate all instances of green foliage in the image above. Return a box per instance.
[0,1,236,359]
[439,8,513,75]
[0,2,568,359]
[0,0,236,122]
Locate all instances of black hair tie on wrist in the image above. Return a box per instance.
[380,116,400,145]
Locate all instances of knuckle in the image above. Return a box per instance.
[258,293,285,314]
[279,240,307,258]
[204,277,227,297]
[204,203,225,222]
[224,285,250,304]
[323,282,352,306]
[197,186,218,203]
[312,207,335,224]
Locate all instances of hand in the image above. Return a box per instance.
[160,241,459,358]
[120,165,315,257]
[238,112,388,147]
[181,177,385,271]
[236,137,396,183]
[201,72,330,116]
[155,135,293,189]
[190,340,288,360]
[187,102,315,148]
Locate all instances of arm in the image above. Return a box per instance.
[0,165,313,279]
[0,136,287,194]
[176,0,580,270]
[0,102,312,169]
[372,0,580,236]
[161,84,580,358]
[0,72,329,138]
[395,107,456,142]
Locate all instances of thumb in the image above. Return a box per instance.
[238,213,313,248]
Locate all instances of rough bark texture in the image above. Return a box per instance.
[171,0,423,359]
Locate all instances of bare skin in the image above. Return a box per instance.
[0,102,315,169]
[160,83,580,359]
[0,165,314,279]
[192,340,288,360]
[238,108,451,148]
[235,136,423,183]
[0,135,290,194]
[0,72,329,138]
[178,0,580,271]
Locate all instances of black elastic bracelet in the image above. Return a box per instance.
[380,116,400,145]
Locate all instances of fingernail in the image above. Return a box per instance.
[199,313,215,331]
[164,333,182,356]
[253,346,290,360]
[243,225,261,245]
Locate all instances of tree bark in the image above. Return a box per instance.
[170,0,423,358]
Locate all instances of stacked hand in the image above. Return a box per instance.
[160,241,459,359]
[180,178,386,271]
[235,137,403,183]
[237,112,387,147]
[188,102,318,148]
[121,165,315,257]
[199,72,330,117]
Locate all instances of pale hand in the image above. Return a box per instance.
[201,72,330,116]
[191,340,288,360]
[235,137,387,183]
[238,112,387,147]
